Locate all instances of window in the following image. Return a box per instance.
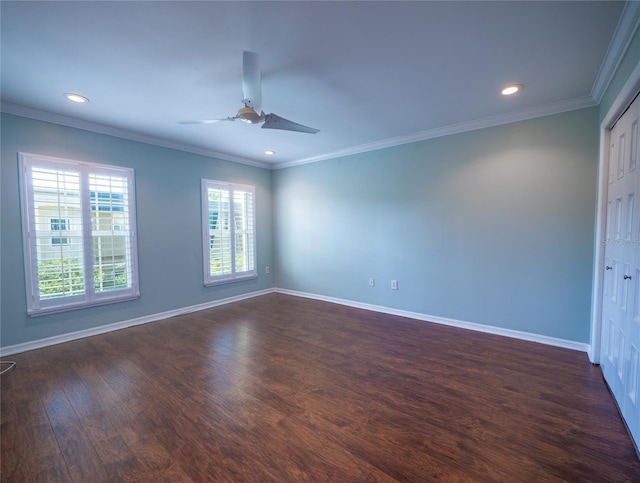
[19,153,139,316]
[202,179,256,286]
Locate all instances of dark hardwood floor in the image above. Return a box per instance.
[1,293,639,482]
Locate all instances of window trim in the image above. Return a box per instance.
[201,179,257,287]
[19,152,140,316]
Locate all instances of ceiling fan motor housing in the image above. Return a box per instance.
[237,106,263,124]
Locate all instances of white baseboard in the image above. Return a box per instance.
[0,288,275,357]
[276,288,591,353]
[0,287,590,357]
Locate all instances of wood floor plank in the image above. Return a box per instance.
[90,433,149,483]
[1,293,639,481]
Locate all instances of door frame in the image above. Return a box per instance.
[590,59,640,364]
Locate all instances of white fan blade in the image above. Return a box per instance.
[242,51,262,113]
[178,118,235,125]
[262,113,319,134]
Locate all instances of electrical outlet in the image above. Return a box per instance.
[369,277,375,287]
[265,266,270,274]
[391,280,398,290]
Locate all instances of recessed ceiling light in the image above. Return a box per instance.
[501,84,523,96]
[265,150,275,156]
[64,93,89,103]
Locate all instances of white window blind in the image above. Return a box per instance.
[202,179,256,286]
[19,153,140,315]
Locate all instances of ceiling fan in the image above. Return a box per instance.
[179,51,319,134]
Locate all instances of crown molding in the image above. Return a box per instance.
[3,4,636,173]
[273,95,597,170]
[0,102,272,170]
[591,0,640,103]
[1,94,599,172]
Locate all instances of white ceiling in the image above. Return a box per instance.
[0,1,634,169]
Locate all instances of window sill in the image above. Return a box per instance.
[204,273,258,288]
[27,292,140,317]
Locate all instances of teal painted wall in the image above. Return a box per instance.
[273,107,599,342]
[1,114,274,347]
[0,107,605,347]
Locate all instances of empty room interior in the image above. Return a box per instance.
[2,1,640,481]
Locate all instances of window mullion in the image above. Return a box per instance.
[127,174,138,293]
[229,188,237,278]
[79,165,96,302]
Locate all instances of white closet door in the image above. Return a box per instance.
[601,94,640,448]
